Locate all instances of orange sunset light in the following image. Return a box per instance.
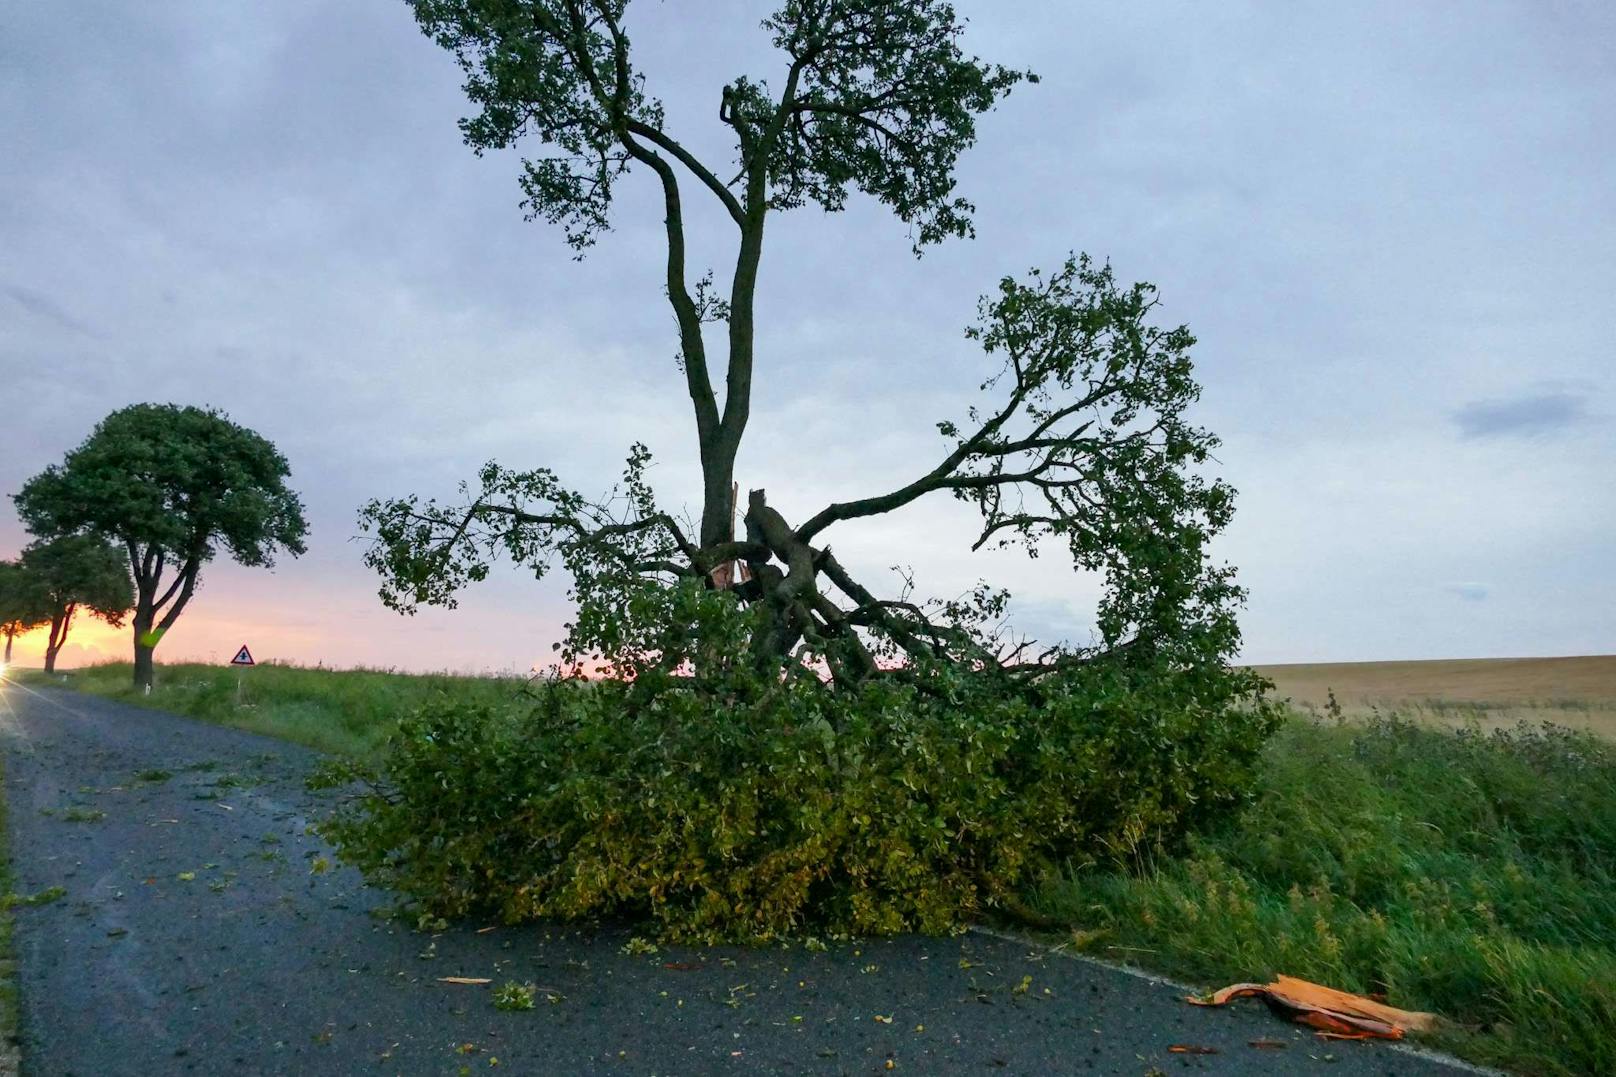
[5,619,128,671]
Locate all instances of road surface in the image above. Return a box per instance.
[0,684,1472,1075]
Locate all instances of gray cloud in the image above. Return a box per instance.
[2,283,101,338]
[1445,583,1489,602]
[1003,598,1095,651]
[1452,392,1591,439]
[1,1,1614,668]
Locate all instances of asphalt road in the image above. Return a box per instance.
[0,684,1473,1076]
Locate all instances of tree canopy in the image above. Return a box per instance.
[13,403,307,686]
[19,535,133,673]
[0,559,51,666]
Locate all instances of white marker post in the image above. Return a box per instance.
[230,644,255,706]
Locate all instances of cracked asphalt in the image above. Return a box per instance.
[0,684,1471,1076]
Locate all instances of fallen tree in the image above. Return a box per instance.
[363,0,1251,696]
[326,1,1277,939]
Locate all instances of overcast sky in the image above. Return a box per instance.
[2,1,1612,673]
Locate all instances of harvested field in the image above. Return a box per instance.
[1251,654,1616,737]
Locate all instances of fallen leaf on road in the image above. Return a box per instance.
[438,977,493,985]
[1248,1039,1287,1049]
[1168,1045,1218,1055]
[662,962,703,971]
[1188,975,1438,1040]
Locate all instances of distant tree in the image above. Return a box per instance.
[13,404,308,688]
[18,535,134,673]
[362,1,1250,694]
[0,559,51,667]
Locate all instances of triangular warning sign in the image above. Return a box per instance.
[230,645,255,667]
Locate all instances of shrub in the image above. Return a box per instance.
[314,589,1277,941]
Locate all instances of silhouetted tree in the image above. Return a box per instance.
[14,404,307,688]
[19,535,134,673]
[0,559,51,667]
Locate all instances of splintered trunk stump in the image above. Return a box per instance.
[700,457,737,551]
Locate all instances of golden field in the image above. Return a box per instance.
[1250,654,1616,737]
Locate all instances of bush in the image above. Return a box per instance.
[314,588,1276,942]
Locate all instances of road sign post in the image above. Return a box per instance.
[231,645,255,706]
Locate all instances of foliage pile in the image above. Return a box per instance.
[1035,716,1616,1076]
[315,583,1277,942]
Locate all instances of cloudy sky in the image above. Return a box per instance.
[2,1,1612,673]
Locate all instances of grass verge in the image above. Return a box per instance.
[23,661,535,758]
[1030,716,1616,1076]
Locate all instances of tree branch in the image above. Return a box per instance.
[152,555,197,614]
[624,120,744,226]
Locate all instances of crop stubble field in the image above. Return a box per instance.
[1252,654,1616,737]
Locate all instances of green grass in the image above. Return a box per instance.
[31,661,538,758]
[1030,716,1616,1076]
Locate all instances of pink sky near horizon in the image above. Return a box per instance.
[1,568,566,677]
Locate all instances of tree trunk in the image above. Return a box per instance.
[43,607,71,674]
[132,605,155,690]
[3,631,13,665]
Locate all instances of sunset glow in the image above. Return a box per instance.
[4,619,126,670]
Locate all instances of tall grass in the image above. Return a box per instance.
[1031,716,1616,1075]
[42,661,538,757]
